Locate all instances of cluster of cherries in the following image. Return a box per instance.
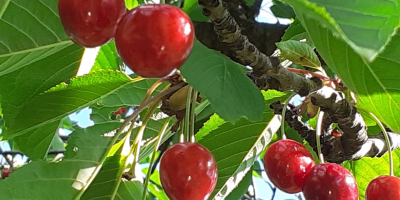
[58,0,217,200]
[263,139,400,199]
[58,0,194,78]
[59,2,215,200]
[58,1,400,199]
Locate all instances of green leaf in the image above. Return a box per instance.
[282,0,400,62]
[197,91,289,199]
[270,0,296,19]
[89,80,167,124]
[182,0,197,13]
[115,180,147,200]
[243,0,255,5]
[6,70,131,135]
[0,121,121,200]
[343,149,400,200]
[91,41,124,72]
[0,44,83,129]
[0,0,75,74]
[225,169,252,200]
[296,12,400,132]
[83,118,174,200]
[143,168,169,200]
[5,71,148,159]
[276,40,321,68]
[196,114,227,141]
[124,0,139,9]
[281,18,311,45]
[81,152,125,200]
[180,40,264,123]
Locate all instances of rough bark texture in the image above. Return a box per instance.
[270,94,400,164]
[197,0,400,163]
[197,0,322,95]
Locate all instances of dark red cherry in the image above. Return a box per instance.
[160,142,217,200]
[366,175,400,200]
[58,0,126,47]
[263,139,315,193]
[2,170,12,179]
[303,163,359,200]
[112,107,127,116]
[115,4,194,78]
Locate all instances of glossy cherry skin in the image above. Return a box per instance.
[112,107,127,116]
[303,163,359,200]
[159,142,217,200]
[366,175,400,200]
[115,4,194,78]
[263,139,315,193]
[2,170,12,179]
[58,0,126,47]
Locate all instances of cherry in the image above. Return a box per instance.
[58,0,126,47]
[112,107,127,116]
[115,4,194,78]
[159,142,217,200]
[303,163,358,200]
[2,170,12,179]
[365,175,400,200]
[263,139,315,193]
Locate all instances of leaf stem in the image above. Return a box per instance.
[287,68,331,81]
[357,108,393,176]
[316,111,325,163]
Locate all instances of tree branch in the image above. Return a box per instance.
[270,99,400,164]
[197,0,322,95]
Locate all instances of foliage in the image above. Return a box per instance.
[0,0,399,200]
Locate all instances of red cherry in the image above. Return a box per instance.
[263,139,315,193]
[366,175,400,200]
[2,170,12,179]
[112,107,127,116]
[115,4,194,78]
[58,0,126,47]
[160,142,217,200]
[303,163,359,200]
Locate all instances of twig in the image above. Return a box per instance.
[197,0,322,95]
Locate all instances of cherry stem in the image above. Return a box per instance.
[127,99,161,177]
[184,86,194,142]
[287,68,331,81]
[142,118,171,200]
[117,83,183,179]
[281,93,296,140]
[141,79,165,105]
[357,107,393,176]
[190,89,198,143]
[179,120,185,143]
[316,111,325,163]
[121,82,185,133]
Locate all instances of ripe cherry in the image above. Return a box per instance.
[112,107,127,116]
[115,4,194,78]
[58,0,126,47]
[365,175,400,200]
[303,163,358,200]
[160,142,217,200]
[2,170,12,179]
[263,139,315,193]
